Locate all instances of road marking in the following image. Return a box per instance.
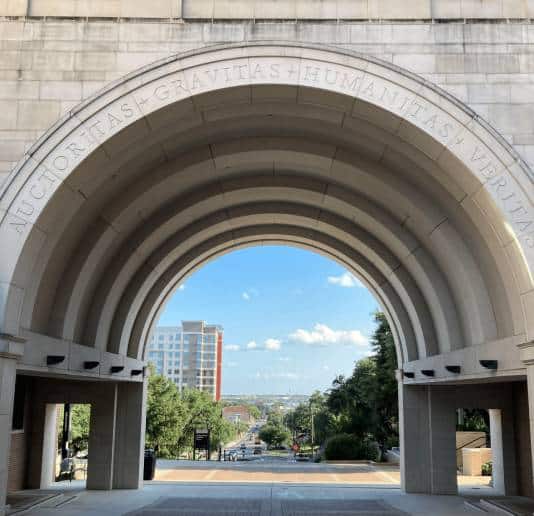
[205,469,217,480]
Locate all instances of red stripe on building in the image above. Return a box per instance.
[215,331,223,401]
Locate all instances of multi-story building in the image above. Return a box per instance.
[147,321,223,400]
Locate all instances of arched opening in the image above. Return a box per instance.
[0,44,532,505]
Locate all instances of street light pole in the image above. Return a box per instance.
[310,403,315,459]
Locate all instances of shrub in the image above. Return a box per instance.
[481,461,492,476]
[324,433,378,461]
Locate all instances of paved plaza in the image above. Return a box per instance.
[6,459,501,515]
[154,458,491,490]
[11,482,505,516]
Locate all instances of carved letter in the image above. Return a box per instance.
[52,155,69,171]
[121,103,134,118]
[251,63,265,80]
[66,142,85,159]
[324,69,338,86]
[154,85,170,101]
[16,200,34,217]
[270,63,280,79]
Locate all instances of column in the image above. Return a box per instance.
[0,336,23,516]
[399,381,457,494]
[112,380,147,489]
[40,404,58,488]
[87,384,118,490]
[399,382,431,493]
[518,342,534,495]
[427,387,457,494]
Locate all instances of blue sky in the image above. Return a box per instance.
[158,246,380,395]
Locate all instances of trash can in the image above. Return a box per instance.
[144,449,156,480]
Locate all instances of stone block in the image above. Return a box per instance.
[182,0,213,18]
[121,0,180,18]
[0,0,27,16]
[393,54,436,73]
[0,81,38,99]
[295,0,337,19]
[254,0,297,19]
[297,23,350,44]
[431,0,462,18]
[202,23,245,42]
[467,83,511,103]
[466,54,520,73]
[39,81,82,101]
[74,51,116,71]
[488,103,534,134]
[32,51,74,71]
[0,101,17,130]
[0,141,25,162]
[461,0,502,18]
[16,100,61,130]
[368,0,431,19]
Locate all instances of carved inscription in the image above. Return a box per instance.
[4,55,533,260]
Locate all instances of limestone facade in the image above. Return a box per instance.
[0,2,533,510]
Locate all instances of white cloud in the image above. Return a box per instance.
[247,341,257,349]
[253,371,299,380]
[289,323,368,347]
[278,356,290,362]
[242,288,259,301]
[178,284,186,291]
[226,361,239,368]
[224,344,240,351]
[327,272,363,288]
[265,338,281,351]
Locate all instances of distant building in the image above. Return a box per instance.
[223,405,255,424]
[147,321,223,400]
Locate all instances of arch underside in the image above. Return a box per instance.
[1,44,532,375]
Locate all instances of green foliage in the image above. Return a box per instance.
[70,404,91,453]
[146,369,187,457]
[248,405,261,420]
[324,433,378,461]
[259,421,291,448]
[326,312,398,455]
[145,366,244,458]
[283,311,399,460]
[457,409,489,433]
[481,461,492,476]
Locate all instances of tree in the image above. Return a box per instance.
[146,368,186,457]
[259,422,291,449]
[248,405,261,420]
[369,311,399,453]
[70,404,91,453]
[324,311,399,456]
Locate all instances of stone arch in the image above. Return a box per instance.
[0,41,531,374]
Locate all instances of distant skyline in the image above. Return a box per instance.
[158,246,380,395]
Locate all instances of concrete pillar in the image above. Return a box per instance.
[0,336,23,516]
[112,381,147,489]
[490,408,517,495]
[87,384,118,490]
[399,381,457,494]
[489,409,504,494]
[40,404,58,488]
[519,344,534,495]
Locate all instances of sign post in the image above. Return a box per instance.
[194,429,210,461]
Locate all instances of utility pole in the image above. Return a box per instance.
[310,402,315,458]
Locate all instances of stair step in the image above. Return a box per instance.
[479,499,524,516]
[464,500,490,513]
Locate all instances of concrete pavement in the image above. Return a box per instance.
[17,482,506,516]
